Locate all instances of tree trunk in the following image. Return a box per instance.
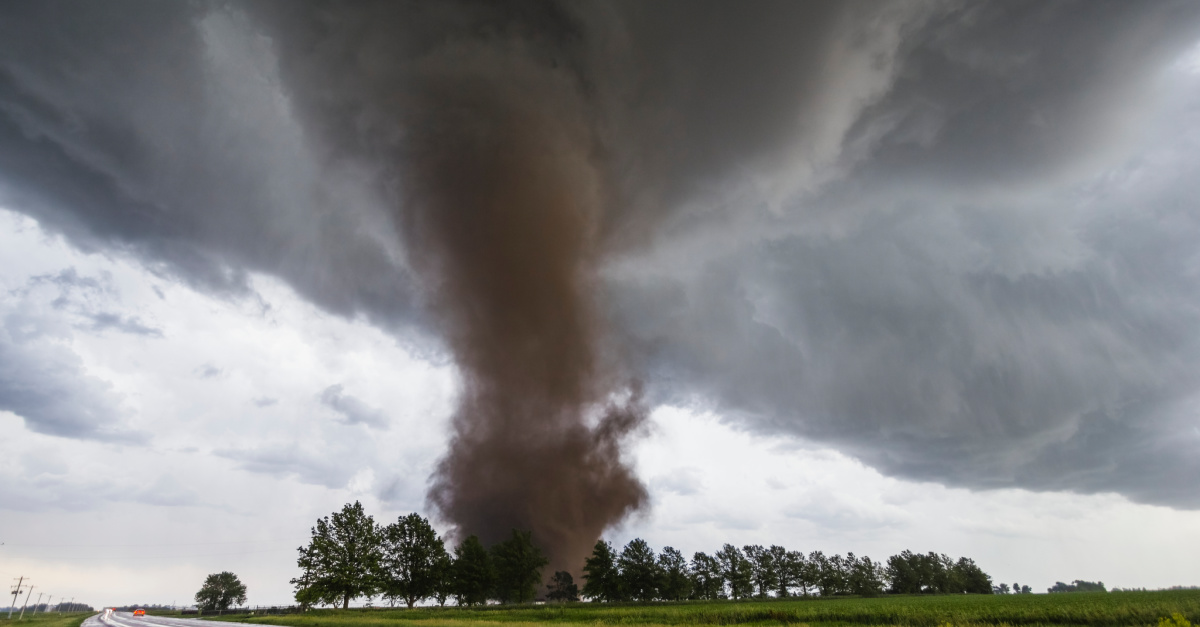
[406,598,414,609]
[342,594,349,609]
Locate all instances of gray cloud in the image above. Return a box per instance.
[195,363,223,379]
[0,312,138,441]
[2,0,1200,510]
[319,384,388,429]
[80,311,162,337]
[651,468,704,497]
[215,445,359,489]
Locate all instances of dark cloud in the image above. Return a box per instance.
[612,61,1200,507]
[1,0,1199,536]
[319,384,388,429]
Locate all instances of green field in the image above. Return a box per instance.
[207,590,1200,627]
[0,612,91,627]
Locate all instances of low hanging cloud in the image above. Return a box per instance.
[0,0,1199,535]
[319,384,389,429]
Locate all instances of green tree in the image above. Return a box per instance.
[689,552,724,600]
[766,545,789,597]
[380,513,449,608]
[194,571,247,612]
[716,544,753,599]
[779,549,808,597]
[657,546,692,601]
[952,557,992,594]
[618,538,661,601]
[432,552,453,606]
[490,529,548,604]
[452,535,493,606]
[582,540,621,602]
[546,571,579,602]
[744,545,778,598]
[885,551,922,594]
[291,501,383,608]
[847,554,885,597]
[691,550,724,598]
[808,551,832,596]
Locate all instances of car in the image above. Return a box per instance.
[133,609,145,617]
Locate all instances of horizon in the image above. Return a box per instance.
[2,0,1200,608]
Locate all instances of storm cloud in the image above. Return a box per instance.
[1,0,1199,570]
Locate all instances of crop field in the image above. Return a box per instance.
[207,590,1200,627]
[0,612,92,627]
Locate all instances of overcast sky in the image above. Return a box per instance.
[2,0,1200,607]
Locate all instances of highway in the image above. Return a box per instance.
[83,610,241,627]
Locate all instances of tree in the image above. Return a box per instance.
[810,551,839,596]
[846,554,885,597]
[618,538,661,602]
[716,544,753,600]
[582,540,621,602]
[432,552,453,606]
[380,513,450,608]
[194,572,247,612]
[452,535,494,607]
[743,545,778,598]
[1048,580,1106,593]
[546,571,579,602]
[490,529,548,604]
[690,552,724,600]
[951,557,992,594]
[291,501,383,609]
[780,550,809,597]
[657,547,692,601]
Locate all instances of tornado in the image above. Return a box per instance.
[398,41,648,573]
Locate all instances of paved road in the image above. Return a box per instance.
[82,611,237,627]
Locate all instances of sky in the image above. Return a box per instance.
[2,0,1200,608]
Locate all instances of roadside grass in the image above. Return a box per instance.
[205,590,1200,627]
[0,612,92,627]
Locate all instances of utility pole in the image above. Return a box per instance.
[44,596,53,613]
[9,577,26,619]
[19,584,35,619]
[67,597,74,613]
[33,593,43,614]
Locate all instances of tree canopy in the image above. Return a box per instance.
[381,513,450,608]
[452,535,494,607]
[547,571,580,602]
[292,501,383,609]
[490,529,548,604]
[582,540,621,602]
[194,571,247,612]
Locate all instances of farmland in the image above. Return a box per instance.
[0,612,91,627]
[207,590,1200,627]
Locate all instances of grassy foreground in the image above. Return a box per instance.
[0,612,91,627]
[207,590,1200,627]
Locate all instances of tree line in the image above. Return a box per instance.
[292,503,996,608]
[579,542,993,601]
[292,502,548,608]
[1048,580,1106,593]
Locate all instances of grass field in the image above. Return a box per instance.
[207,590,1200,627]
[0,611,91,627]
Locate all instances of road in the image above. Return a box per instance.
[83,611,241,627]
